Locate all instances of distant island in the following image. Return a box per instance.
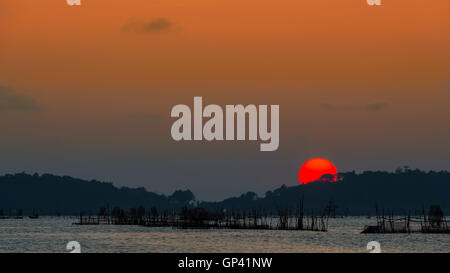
[0,168,449,216]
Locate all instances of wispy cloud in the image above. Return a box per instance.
[365,102,389,112]
[320,102,389,112]
[0,85,40,112]
[121,18,173,33]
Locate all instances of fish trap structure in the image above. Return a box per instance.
[361,205,450,234]
[73,204,330,232]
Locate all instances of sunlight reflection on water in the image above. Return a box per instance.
[0,217,448,253]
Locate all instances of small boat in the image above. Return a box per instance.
[361,225,381,233]
[29,211,39,219]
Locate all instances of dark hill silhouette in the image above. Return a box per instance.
[0,173,194,215]
[201,168,450,215]
[0,168,449,215]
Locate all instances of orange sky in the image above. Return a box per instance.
[0,0,449,199]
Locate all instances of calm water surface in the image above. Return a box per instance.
[0,217,448,253]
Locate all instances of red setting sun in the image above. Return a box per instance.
[298,158,338,184]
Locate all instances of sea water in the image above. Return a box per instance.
[0,217,448,253]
